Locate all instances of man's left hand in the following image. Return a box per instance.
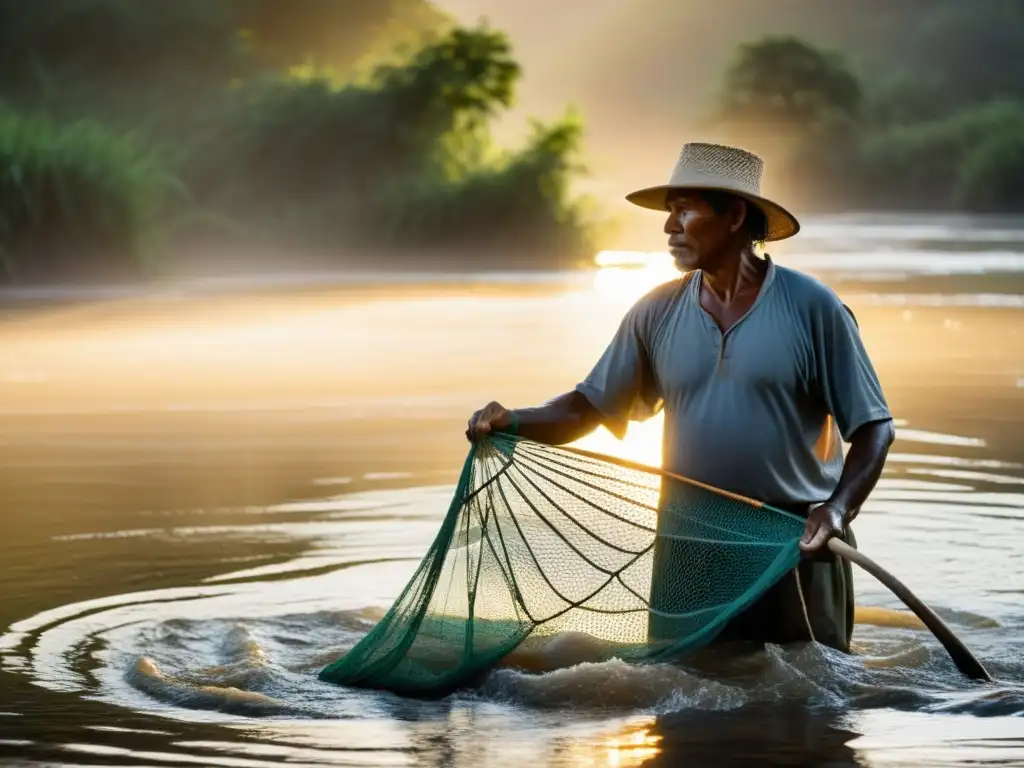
[800,502,846,556]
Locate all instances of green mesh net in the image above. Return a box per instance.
[318,433,807,698]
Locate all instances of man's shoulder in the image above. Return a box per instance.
[626,274,693,318]
[773,263,860,328]
[618,274,693,347]
[773,264,838,301]
[773,264,847,310]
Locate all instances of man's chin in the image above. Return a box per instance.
[671,250,698,272]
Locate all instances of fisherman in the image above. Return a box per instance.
[466,142,895,653]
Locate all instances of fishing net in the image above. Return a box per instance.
[318,433,808,698]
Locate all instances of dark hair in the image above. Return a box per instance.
[697,190,769,244]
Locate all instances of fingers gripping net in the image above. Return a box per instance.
[318,434,807,697]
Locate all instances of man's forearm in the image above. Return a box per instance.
[827,418,896,524]
[510,391,604,446]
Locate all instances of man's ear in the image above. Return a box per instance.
[728,198,748,235]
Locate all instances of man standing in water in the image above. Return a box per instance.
[466,142,895,653]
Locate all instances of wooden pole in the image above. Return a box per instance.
[828,538,993,682]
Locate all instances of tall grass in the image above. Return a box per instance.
[0,109,187,283]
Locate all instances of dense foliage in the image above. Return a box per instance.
[707,0,1024,212]
[2,0,1022,283]
[0,0,594,283]
[0,109,186,282]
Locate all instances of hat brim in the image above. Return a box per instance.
[625,184,800,242]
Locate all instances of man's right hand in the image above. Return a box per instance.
[466,401,514,442]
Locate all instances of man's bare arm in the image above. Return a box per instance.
[466,391,604,446]
[828,417,896,523]
[801,417,896,553]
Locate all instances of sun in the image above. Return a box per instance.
[569,250,678,469]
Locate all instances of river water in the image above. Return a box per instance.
[1,213,1023,767]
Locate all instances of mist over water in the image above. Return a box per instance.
[1,215,1023,767]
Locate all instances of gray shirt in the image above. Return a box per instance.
[575,256,892,506]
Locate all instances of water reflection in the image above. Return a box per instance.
[638,706,862,767]
[0,223,1023,766]
[554,717,663,767]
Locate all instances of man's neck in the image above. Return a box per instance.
[701,247,768,303]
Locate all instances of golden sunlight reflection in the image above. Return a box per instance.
[559,717,663,767]
[570,250,679,469]
[570,415,665,469]
[592,250,678,305]
[6,246,990,478]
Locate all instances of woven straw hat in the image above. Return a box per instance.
[625,142,800,241]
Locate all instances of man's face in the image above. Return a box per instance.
[663,190,738,272]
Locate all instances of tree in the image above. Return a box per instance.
[901,0,1024,107]
[718,36,861,129]
[0,0,448,133]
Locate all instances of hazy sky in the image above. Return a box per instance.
[430,0,753,247]
[426,1,937,247]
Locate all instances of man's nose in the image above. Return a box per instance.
[664,209,682,234]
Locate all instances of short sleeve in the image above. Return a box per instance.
[814,298,892,441]
[574,302,664,440]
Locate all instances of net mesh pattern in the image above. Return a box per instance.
[318,433,806,697]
